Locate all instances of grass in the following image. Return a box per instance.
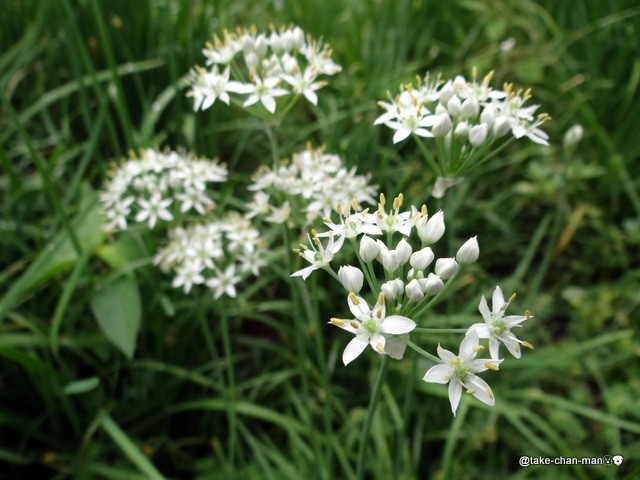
[1,0,640,479]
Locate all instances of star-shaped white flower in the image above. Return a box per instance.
[422,331,502,416]
[466,286,533,359]
[135,193,173,229]
[330,292,416,365]
[242,75,289,113]
[290,231,345,280]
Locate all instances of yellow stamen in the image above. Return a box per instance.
[482,70,494,85]
[336,202,343,214]
[525,310,532,318]
[311,229,318,237]
[484,363,499,371]
[379,193,386,206]
[351,198,359,211]
[329,318,344,326]
[421,204,428,216]
[472,345,484,352]
[350,321,360,330]
[449,358,461,365]
[377,292,385,305]
[348,292,360,305]
[466,389,476,395]
[522,341,534,350]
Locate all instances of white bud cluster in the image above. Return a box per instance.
[375,70,550,178]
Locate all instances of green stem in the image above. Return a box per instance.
[220,311,239,473]
[264,122,281,170]
[406,339,441,364]
[413,328,467,333]
[355,355,390,480]
[413,135,442,176]
[404,269,462,319]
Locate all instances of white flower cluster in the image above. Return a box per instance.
[187,25,342,114]
[247,146,377,226]
[375,69,550,180]
[154,213,267,299]
[100,148,228,231]
[291,193,533,415]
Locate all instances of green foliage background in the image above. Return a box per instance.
[1,0,639,479]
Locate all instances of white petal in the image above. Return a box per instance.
[422,364,452,384]
[448,379,463,415]
[467,323,491,338]
[290,265,316,280]
[393,128,411,144]
[348,294,371,319]
[463,375,495,406]
[503,333,522,358]
[489,337,501,360]
[478,295,491,322]
[459,331,479,357]
[381,315,416,335]
[436,344,456,363]
[385,336,407,359]
[342,337,368,365]
[261,96,276,113]
[492,286,505,312]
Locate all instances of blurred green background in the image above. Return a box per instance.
[1,0,639,479]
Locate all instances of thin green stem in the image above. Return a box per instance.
[413,135,442,176]
[404,269,462,319]
[220,311,239,475]
[355,355,390,480]
[406,339,441,364]
[264,122,281,170]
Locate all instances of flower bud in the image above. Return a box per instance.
[456,236,479,264]
[563,124,583,148]
[359,235,379,262]
[438,82,455,103]
[469,123,489,147]
[480,105,496,126]
[405,279,425,302]
[446,96,462,117]
[381,278,404,301]
[492,115,511,137]
[417,210,445,244]
[454,121,470,137]
[434,257,458,279]
[379,249,401,272]
[338,265,364,293]
[432,114,452,137]
[255,36,269,56]
[461,97,480,118]
[421,273,444,295]
[410,247,435,271]
[396,238,413,265]
[244,52,259,69]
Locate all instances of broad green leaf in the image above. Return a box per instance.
[91,278,141,359]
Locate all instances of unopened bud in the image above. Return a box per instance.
[381,278,404,301]
[492,115,511,137]
[338,265,364,293]
[456,236,479,264]
[563,124,583,148]
[396,238,413,265]
[434,257,458,279]
[461,97,480,118]
[421,273,444,295]
[359,235,380,262]
[405,279,425,302]
[432,114,452,137]
[469,123,489,147]
[410,247,435,270]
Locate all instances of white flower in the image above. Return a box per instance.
[242,75,289,113]
[291,232,345,280]
[469,123,489,147]
[189,66,247,111]
[422,331,502,415]
[135,193,173,229]
[467,286,532,359]
[456,236,479,264]
[416,210,445,244]
[206,264,241,299]
[338,266,364,293]
[330,293,416,365]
